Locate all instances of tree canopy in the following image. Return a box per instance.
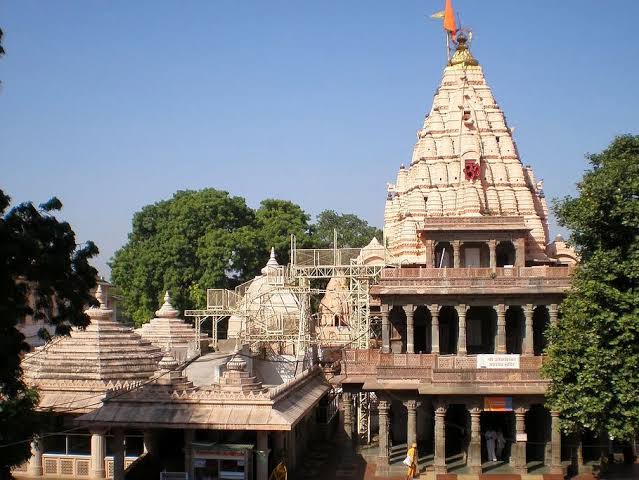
[542,135,639,441]
[0,190,98,473]
[110,189,381,326]
[311,209,382,248]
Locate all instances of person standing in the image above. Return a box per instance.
[269,451,287,480]
[404,442,418,479]
[485,428,497,462]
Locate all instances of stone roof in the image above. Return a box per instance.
[76,365,329,431]
[22,285,163,413]
[135,291,198,360]
[384,35,551,263]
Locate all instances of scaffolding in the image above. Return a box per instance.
[185,233,399,443]
[186,234,396,354]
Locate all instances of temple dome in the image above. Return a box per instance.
[227,249,299,339]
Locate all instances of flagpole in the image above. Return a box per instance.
[446,32,450,62]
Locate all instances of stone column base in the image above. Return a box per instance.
[375,460,390,476]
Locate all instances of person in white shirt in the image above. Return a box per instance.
[485,428,497,462]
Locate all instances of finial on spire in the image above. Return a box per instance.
[155,290,179,318]
[261,247,280,274]
[95,284,107,309]
[449,33,479,68]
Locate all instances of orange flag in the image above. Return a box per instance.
[444,0,457,39]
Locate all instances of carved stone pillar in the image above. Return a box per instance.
[434,402,447,473]
[456,304,467,356]
[405,400,421,447]
[28,435,43,476]
[405,304,415,354]
[378,400,391,469]
[489,239,497,270]
[549,304,559,326]
[513,407,528,473]
[430,304,440,354]
[112,428,125,480]
[381,305,390,353]
[256,430,270,480]
[90,429,106,479]
[343,392,353,440]
[429,240,437,267]
[469,407,482,474]
[515,238,526,267]
[523,304,534,356]
[184,429,194,478]
[550,411,562,474]
[453,241,461,268]
[495,304,506,354]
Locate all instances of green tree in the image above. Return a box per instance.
[311,209,382,248]
[255,199,312,266]
[542,135,639,441]
[110,189,261,326]
[0,190,98,474]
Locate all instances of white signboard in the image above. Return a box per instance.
[477,354,520,369]
[516,433,528,442]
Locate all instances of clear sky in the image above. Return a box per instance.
[1,1,638,278]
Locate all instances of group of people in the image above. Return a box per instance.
[484,428,507,462]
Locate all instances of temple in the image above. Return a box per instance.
[339,34,578,477]
[14,23,587,480]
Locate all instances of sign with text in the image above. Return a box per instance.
[477,354,520,369]
[484,397,513,412]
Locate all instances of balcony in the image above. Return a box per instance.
[342,349,547,394]
[372,265,573,295]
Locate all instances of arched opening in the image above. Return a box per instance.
[466,306,496,354]
[496,241,516,267]
[439,306,458,355]
[389,306,407,353]
[533,306,550,356]
[435,242,453,268]
[526,405,550,466]
[505,306,524,354]
[461,242,490,268]
[445,404,469,469]
[414,306,431,353]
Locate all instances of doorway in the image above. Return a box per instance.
[481,412,514,464]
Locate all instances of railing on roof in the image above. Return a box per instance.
[205,289,237,310]
[380,265,574,279]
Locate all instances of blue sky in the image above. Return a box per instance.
[1,1,638,278]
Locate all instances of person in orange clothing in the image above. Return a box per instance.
[405,442,418,479]
[269,450,287,480]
